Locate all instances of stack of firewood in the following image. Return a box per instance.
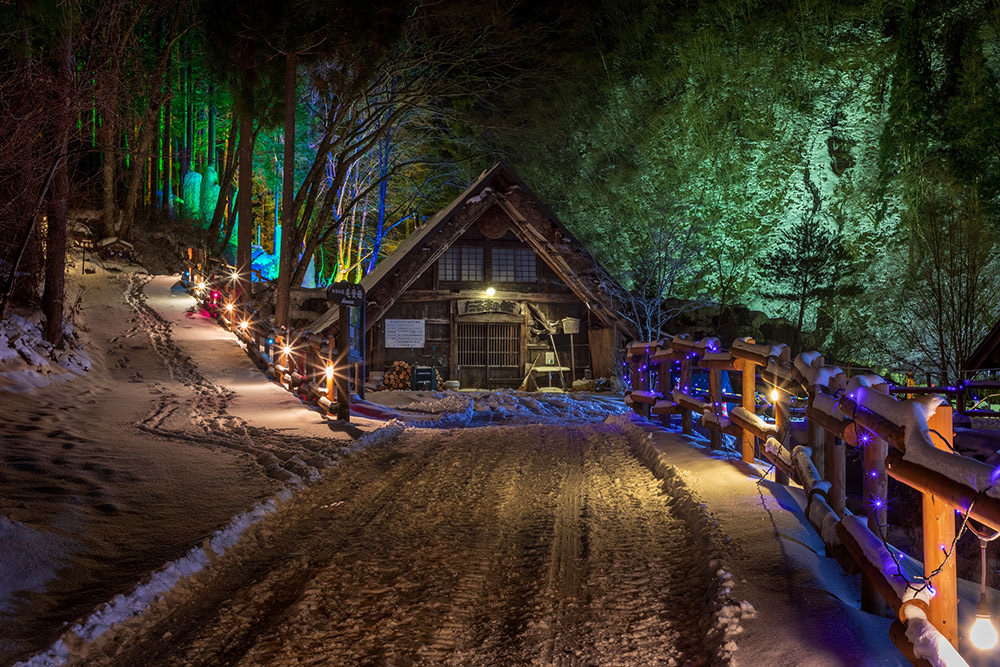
[383,360,412,390]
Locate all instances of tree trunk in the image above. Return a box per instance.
[44,27,73,346]
[120,105,160,241]
[235,101,254,301]
[163,55,173,218]
[99,71,117,238]
[275,49,297,327]
[208,85,216,167]
[208,113,238,246]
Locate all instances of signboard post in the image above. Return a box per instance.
[326,281,366,421]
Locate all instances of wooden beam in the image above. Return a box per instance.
[836,397,907,452]
[700,357,739,371]
[836,520,904,614]
[395,289,582,304]
[449,300,458,380]
[804,406,850,440]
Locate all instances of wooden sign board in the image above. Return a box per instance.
[385,319,425,348]
[326,281,365,307]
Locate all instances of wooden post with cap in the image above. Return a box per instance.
[923,403,958,646]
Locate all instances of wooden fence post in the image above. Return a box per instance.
[709,366,722,450]
[825,433,846,515]
[807,394,825,477]
[861,431,889,617]
[680,355,692,435]
[740,359,756,463]
[923,404,958,646]
[772,386,789,485]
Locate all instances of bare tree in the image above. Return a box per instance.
[893,163,1000,383]
[618,215,707,341]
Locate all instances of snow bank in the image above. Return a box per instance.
[0,517,72,613]
[609,415,755,664]
[402,393,473,414]
[405,390,629,427]
[0,314,91,392]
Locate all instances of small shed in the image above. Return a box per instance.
[96,237,134,261]
[309,162,635,389]
[964,320,1000,377]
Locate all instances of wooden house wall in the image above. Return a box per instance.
[368,225,616,389]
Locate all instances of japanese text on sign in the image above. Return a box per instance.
[326,281,366,306]
[385,319,425,348]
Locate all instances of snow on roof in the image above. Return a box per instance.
[96,236,134,249]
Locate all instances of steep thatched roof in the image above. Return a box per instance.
[308,162,633,337]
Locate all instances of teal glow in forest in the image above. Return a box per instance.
[2,0,999,382]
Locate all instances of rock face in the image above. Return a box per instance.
[664,300,806,352]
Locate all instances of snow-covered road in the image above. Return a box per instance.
[4,265,918,667]
[72,423,721,666]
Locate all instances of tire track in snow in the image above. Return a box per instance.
[67,424,722,667]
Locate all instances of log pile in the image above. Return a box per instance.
[383,361,412,390]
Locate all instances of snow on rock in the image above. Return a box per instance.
[793,351,844,389]
[0,314,91,392]
[0,517,73,614]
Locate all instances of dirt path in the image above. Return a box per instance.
[78,423,720,667]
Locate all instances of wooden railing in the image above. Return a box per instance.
[183,250,361,418]
[624,335,1000,667]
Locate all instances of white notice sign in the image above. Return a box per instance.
[385,319,425,348]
